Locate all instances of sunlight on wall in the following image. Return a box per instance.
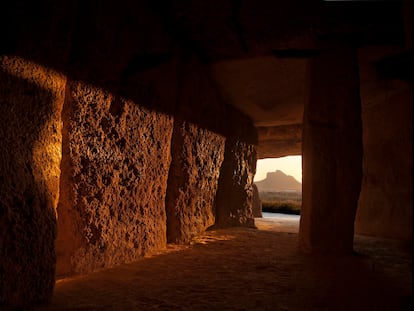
[1,55,66,215]
[254,156,302,183]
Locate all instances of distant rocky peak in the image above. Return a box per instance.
[256,169,301,192]
[267,170,286,177]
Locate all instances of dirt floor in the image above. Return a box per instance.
[36,214,412,311]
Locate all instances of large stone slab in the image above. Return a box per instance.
[165,58,255,241]
[299,43,363,254]
[166,120,225,243]
[256,124,302,159]
[252,184,262,218]
[56,81,174,276]
[215,137,257,228]
[355,46,412,240]
[0,56,66,308]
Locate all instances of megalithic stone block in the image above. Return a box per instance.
[299,42,363,254]
[55,81,174,276]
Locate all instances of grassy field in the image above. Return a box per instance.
[259,191,302,215]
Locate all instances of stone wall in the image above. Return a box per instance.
[299,43,363,254]
[55,57,257,275]
[55,81,174,276]
[215,107,258,228]
[0,2,75,306]
[165,59,256,242]
[0,1,257,307]
[215,138,257,228]
[166,120,225,243]
[0,56,66,308]
[1,27,257,311]
[165,60,224,244]
[355,46,413,240]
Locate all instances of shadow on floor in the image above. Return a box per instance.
[36,217,412,311]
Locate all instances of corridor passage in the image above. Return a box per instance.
[37,216,412,310]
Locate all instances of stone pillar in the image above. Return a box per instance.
[299,42,363,254]
[252,184,262,218]
[0,56,65,308]
[355,46,413,240]
[165,119,225,243]
[0,1,74,306]
[164,59,226,243]
[215,137,257,228]
[56,81,174,276]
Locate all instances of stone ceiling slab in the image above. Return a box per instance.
[210,56,306,127]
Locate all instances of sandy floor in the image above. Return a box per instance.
[36,214,412,310]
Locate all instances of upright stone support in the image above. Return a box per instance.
[252,184,262,218]
[165,119,225,243]
[164,59,227,243]
[56,81,174,276]
[299,43,363,254]
[215,137,257,228]
[0,56,66,308]
[355,47,413,240]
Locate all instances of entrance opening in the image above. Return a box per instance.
[254,156,302,218]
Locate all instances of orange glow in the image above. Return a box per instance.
[254,156,302,183]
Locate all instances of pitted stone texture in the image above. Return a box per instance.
[215,139,257,228]
[0,56,66,308]
[166,121,225,243]
[252,184,262,218]
[56,81,173,276]
[355,47,412,240]
[165,58,256,241]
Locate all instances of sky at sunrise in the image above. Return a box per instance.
[254,156,302,183]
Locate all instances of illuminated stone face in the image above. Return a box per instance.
[166,120,226,244]
[0,56,66,307]
[56,81,174,276]
[0,0,411,308]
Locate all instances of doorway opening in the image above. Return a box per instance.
[254,156,302,219]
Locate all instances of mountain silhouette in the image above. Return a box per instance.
[255,170,302,192]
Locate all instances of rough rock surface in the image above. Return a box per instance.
[2,1,408,309]
[355,46,413,240]
[0,56,66,307]
[166,120,225,243]
[252,184,262,218]
[56,81,173,276]
[215,137,257,228]
[299,43,363,254]
[166,59,255,241]
[256,124,302,159]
